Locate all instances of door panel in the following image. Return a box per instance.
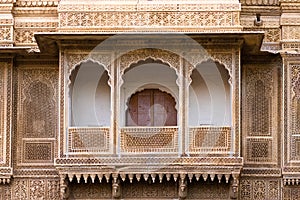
[127,89,177,126]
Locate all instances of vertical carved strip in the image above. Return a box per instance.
[17,67,58,165]
[243,64,277,164]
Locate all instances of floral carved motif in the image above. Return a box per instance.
[59,11,241,32]
[240,178,280,200]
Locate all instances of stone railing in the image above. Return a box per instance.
[240,0,279,5]
[188,126,231,155]
[120,127,178,153]
[68,127,110,154]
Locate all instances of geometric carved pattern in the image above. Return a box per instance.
[245,66,274,136]
[240,0,278,6]
[120,127,178,153]
[189,127,231,154]
[23,142,53,162]
[24,81,56,138]
[243,65,277,164]
[240,178,280,200]
[251,80,270,135]
[68,127,110,153]
[247,138,272,163]
[17,67,58,165]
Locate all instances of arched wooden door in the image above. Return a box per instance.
[126,89,177,126]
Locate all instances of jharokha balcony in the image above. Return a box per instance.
[56,126,241,195]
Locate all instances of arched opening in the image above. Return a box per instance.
[69,61,111,127]
[189,60,231,126]
[126,89,177,126]
[121,59,178,127]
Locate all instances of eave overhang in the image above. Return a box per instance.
[34,31,265,55]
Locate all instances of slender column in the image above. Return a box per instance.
[178,56,189,156]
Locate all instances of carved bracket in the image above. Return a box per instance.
[178,174,187,199]
[230,174,239,199]
[59,174,69,200]
[112,174,121,198]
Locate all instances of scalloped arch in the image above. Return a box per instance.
[191,58,232,85]
[119,48,180,77]
[68,58,111,87]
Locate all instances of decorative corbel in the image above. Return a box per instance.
[230,174,239,199]
[60,174,69,200]
[112,174,121,198]
[178,174,187,199]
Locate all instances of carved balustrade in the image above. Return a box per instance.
[188,126,232,155]
[68,127,110,154]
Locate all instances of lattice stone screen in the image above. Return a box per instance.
[120,127,178,153]
[68,127,110,154]
[188,127,231,154]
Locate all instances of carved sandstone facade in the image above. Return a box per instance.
[0,0,300,199]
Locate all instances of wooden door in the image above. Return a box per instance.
[126,89,177,126]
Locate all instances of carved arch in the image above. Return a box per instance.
[67,53,111,80]
[188,58,232,85]
[119,48,180,78]
[68,58,111,88]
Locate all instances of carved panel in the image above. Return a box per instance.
[58,11,241,32]
[122,180,177,199]
[282,26,300,40]
[240,178,280,200]
[188,127,231,154]
[283,186,300,200]
[0,6,13,46]
[13,178,60,200]
[188,180,230,199]
[289,64,300,161]
[243,64,278,164]
[0,60,12,180]
[69,182,112,199]
[68,127,110,153]
[17,67,58,165]
[14,28,56,45]
[0,184,11,199]
[247,138,272,162]
[292,65,300,134]
[23,142,53,163]
[120,127,178,153]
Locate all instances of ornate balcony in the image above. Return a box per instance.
[120,127,178,154]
